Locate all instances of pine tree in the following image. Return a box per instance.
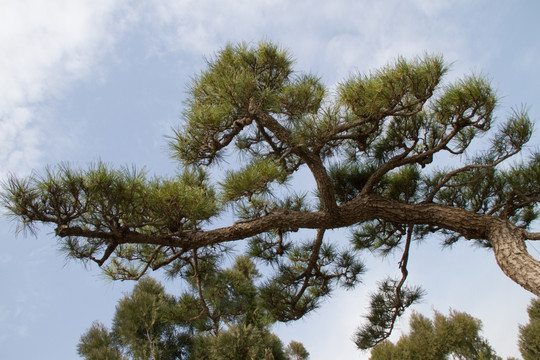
[78,277,190,360]
[285,341,310,360]
[4,41,540,348]
[77,321,125,360]
[369,310,502,360]
[519,297,540,359]
[78,257,308,360]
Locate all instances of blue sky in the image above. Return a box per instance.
[1,1,540,359]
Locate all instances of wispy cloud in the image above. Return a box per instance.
[133,0,478,86]
[0,0,126,175]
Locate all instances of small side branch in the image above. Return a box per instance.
[94,242,118,266]
[292,228,325,305]
[396,224,413,310]
[426,149,520,202]
[356,224,420,350]
[522,230,540,241]
[191,249,220,333]
[378,224,414,346]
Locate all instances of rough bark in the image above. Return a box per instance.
[488,220,540,295]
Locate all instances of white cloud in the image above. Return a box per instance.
[0,0,505,174]
[137,0,476,86]
[0,0,126,175]
[410,0,460,16]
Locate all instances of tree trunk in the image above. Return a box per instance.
[488,220,540,295]
[360,196,540,296]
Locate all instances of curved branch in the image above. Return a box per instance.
[368,224,415,348]
[427,148,520,202]
[489,222,540,295]
[360,127,460,195]
[291,228,325,305]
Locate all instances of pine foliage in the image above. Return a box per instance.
[519,298,540,360]
[369,310,502,360]
[78,257,308,360]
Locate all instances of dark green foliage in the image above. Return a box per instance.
[369,310,502,360]
[258,232,365,322]
[519,298,540,360]
[352,220,407,255]
[329,162,377,203]
[78,257,308,360]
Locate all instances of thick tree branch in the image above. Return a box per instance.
[53,194,540,296]
[256,111,339,214]
[53,196,495,252]
[490,221,540,295]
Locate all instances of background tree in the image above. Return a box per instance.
[369,310,502,360]
[519,297,540,359]
[4,41,540,348]
[174,254,274,333]
[78,257,308,360]
[285,341,310,360]
[190,324,289,360]
[78,321,126,360]
[78,277,189,360]
[112,277,188,360]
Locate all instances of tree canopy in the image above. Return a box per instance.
[3,41,540,348]
[78,257,308,360]
[519,297,540,359]
[369,309,502,360]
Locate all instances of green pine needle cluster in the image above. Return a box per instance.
[221,158,288,202]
